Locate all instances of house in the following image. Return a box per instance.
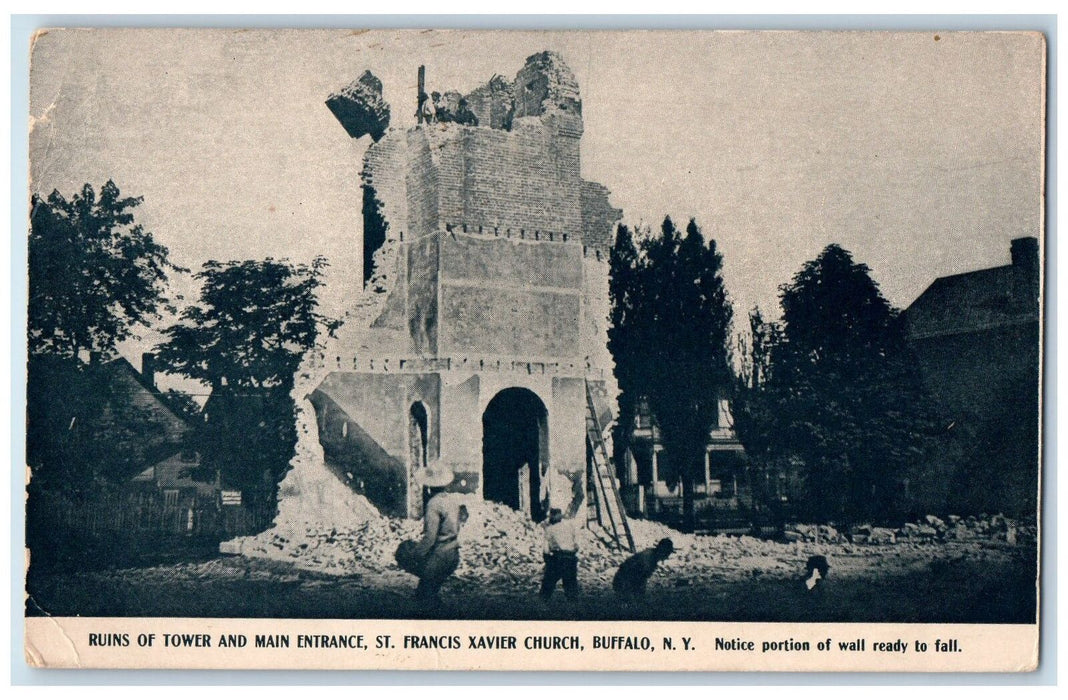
[128,450,218,533]
[26,350,195,484]
[902,236,1041,518]
[617,393,749,531]
[98,352,195,465]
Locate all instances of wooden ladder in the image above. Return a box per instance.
[585,380,636,553]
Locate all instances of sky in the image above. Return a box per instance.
[29,29,1045,344]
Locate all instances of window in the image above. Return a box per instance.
[163,490,179,507]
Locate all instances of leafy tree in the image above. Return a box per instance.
[609,217,734,532]
[157,257,339,390]
[29,181,178,362]
[157,257,339,493]
[27,182,182,490]
[734,244,934,525]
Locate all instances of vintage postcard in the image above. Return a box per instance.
[24,28,1044,672]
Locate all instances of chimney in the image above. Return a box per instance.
[141,352,157,390]
[1011,236,1039,273]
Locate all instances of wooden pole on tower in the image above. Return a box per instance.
[417,65,426,124]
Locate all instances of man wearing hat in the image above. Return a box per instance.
[410,464,464,605]
[539,507,580,601]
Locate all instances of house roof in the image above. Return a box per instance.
[102,356,197,430]
[904,260,1038,340]
[132,452,217,498]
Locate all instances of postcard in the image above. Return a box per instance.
[24,28,1044,671]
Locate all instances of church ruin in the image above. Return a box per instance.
[311,52,622,521]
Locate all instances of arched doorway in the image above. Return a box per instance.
[408,402,429,517]
[482,388,549,521]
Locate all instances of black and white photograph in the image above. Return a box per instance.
[22,28,1045,671]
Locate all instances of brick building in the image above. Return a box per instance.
[902,237,1041,518]
[311,52,621,520]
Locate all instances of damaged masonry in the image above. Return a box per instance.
[214,51,1034,621]
[312,52,622,523]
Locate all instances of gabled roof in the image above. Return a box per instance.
[132,452,217,498]
[101,356,196,431]
[904,259,1038,340]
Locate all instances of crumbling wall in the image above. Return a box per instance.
[310,371,442,516]
[464,75,513,130]
[360,133,407,289]
[404,128,439,239]
[455,123,582,235]
[580,181,622,253]
[582,254,615,373]
[440,284,581,358]
[512,51,582,122]
[437,233,583,358]
[405,233,439,355]
[325,70,391,141]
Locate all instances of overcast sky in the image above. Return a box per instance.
[29,29,1045,334]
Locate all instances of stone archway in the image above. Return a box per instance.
[481,387,549,522]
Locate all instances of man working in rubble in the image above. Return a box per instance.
[539,507,579,601]
[612,537,674,601]
[408,464,465,605]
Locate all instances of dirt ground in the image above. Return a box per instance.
[26,537,1036,623]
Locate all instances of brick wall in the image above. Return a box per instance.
[406,233,439,354]
[453,121,583,236]
[404,129,439,239]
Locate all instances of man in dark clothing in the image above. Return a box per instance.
[804,554,830,592]
[612,537,674,600]
[539,508,579,601]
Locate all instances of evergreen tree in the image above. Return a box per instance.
[609,217,734,532]
[607,223,641,472]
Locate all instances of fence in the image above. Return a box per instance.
[28,489,274,542]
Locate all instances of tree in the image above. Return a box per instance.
[156,257,339,492]
[607,223,641,474]
[29,181,178,362]
[734,244,934,525]
[608,217,734,532]
[27,182,182,490]
[157,257,339,390]
[732,307,792,521]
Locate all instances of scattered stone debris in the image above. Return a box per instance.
[780,513,1034,547]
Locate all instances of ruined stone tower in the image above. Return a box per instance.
[312,52,621,520]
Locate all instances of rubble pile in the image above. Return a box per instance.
[232,491,834,589]
[782,524,843,543]
[781,513,1035,546]
[919,513,1036,544]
